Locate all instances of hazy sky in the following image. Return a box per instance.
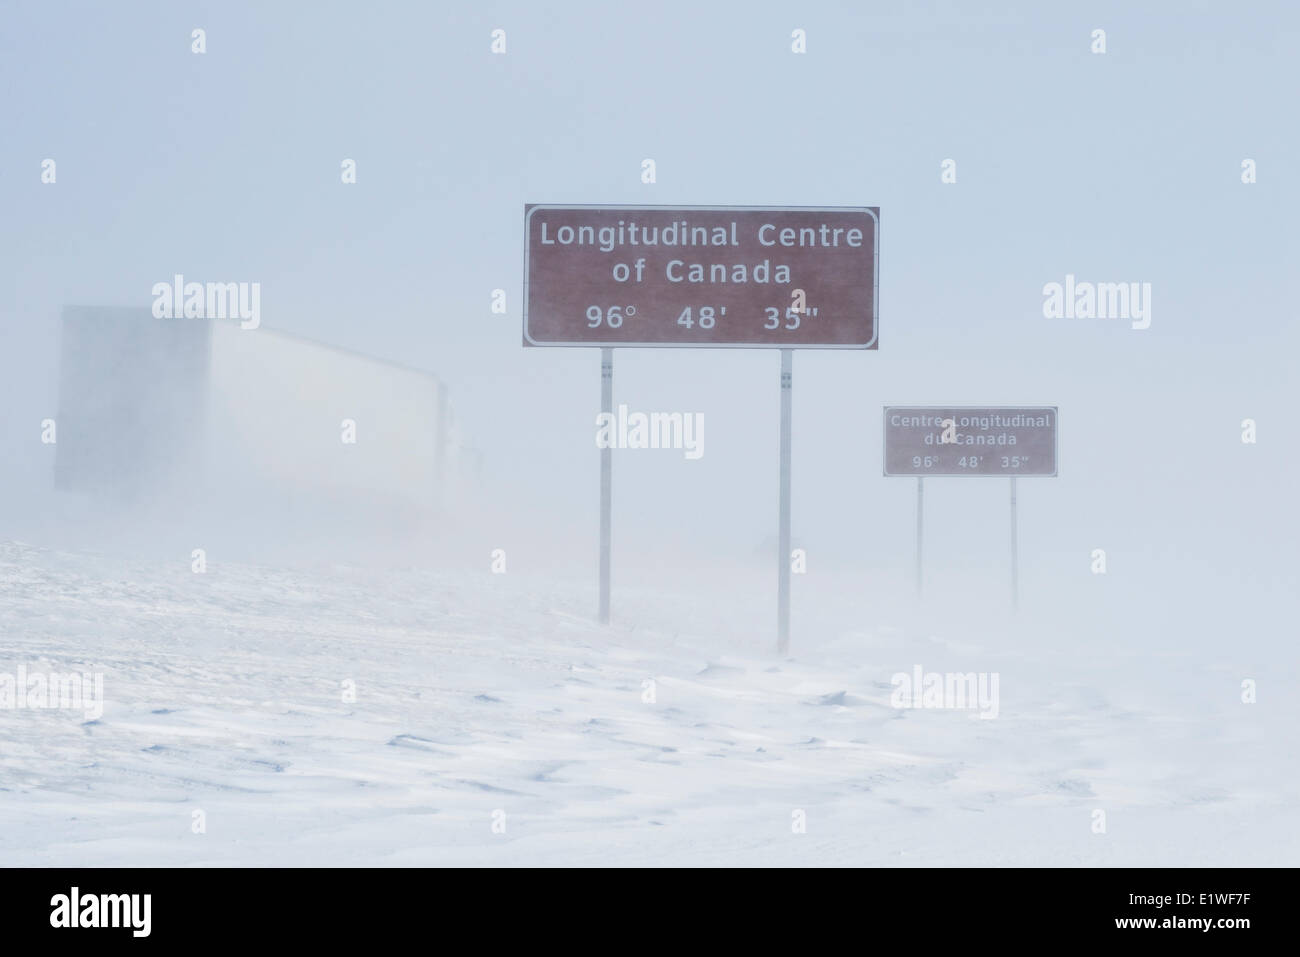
[2,1,1296,641]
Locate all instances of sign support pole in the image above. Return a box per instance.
[1010,476,1019,612]
[915,476,924,598]
[777,349,793,655]
[599,348,613,624]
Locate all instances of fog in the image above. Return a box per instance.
[3,3,1297,646]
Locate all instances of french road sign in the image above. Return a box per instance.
[883,407,1058,477]
[523,205,878,348]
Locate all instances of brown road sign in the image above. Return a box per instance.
[523,205,878,348]
[884,407,1058,476]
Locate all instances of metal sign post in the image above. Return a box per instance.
[1010,476,1019,612]
[777,349,793,654]
[525,205,879,649]
[915,476,924,598]
[883,407,1056,612]
[599,348,613,624]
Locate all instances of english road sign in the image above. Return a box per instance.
[884,407,1058,477]
[524,205,878,348]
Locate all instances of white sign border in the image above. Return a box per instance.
[523,204,879,349]
[882,405,1060,478]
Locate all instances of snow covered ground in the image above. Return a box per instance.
[1,539,1295,867]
